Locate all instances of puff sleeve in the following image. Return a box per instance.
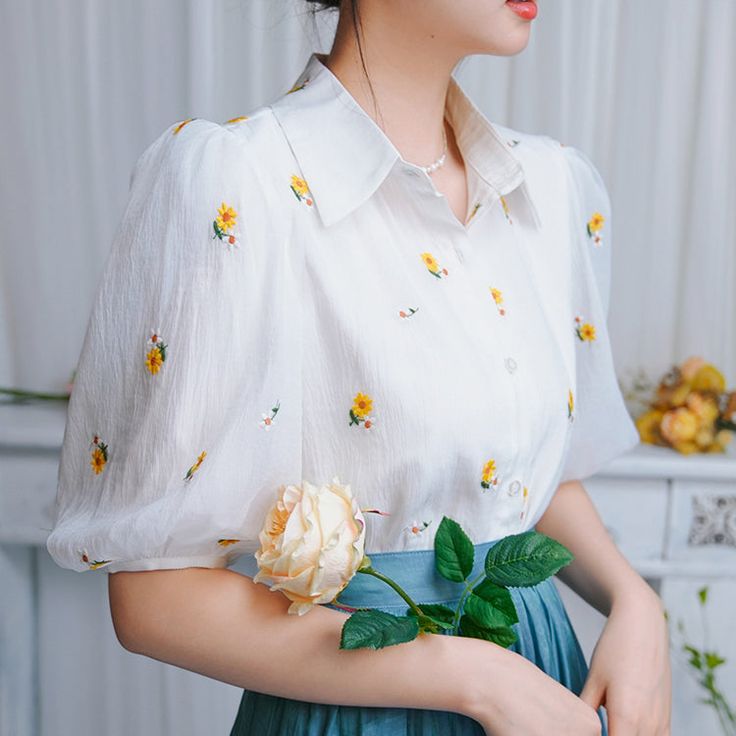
[45,119,303,573]
[557,144,640,484]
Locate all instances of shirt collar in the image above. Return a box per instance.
[269,52,542,230]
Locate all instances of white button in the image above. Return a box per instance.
[507,480,521,497]
[504,356,517,373]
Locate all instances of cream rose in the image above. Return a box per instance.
[252,476,367,615]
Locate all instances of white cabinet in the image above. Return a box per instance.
[2,404,736,735]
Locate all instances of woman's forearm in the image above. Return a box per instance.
[107,566,488,717]
[534,479,658,617]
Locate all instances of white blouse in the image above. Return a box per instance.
[46,51,640,574]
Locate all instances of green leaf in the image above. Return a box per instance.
[406,603,456,630]
[483,531,573,587]
[458,614,518,649]
[340,610,420,650]
[471,578,519,626]
[464,586,519,630]
[704,652,726,669]
[698,586,709,605]
[435,516,474,583]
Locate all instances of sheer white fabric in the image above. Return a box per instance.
[46,52,639,574]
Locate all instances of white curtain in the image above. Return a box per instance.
[1,0,734,392]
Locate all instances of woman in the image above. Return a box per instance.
[46,0,672,734]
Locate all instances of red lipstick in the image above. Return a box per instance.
[505,0,537,20]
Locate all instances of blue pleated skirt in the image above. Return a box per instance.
[230,535,608,735]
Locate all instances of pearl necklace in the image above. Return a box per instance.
[417,124,448,176]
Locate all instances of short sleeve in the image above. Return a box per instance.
[45,119,303,573]
[557,144,640,484]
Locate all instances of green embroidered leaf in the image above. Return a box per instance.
[435,516,474,583]
[484,531,573,587]
[464,585,519,630]
[470,579,519,626]
[458,614,518,649]
[340,610,420,650]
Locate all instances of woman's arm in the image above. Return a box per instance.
[109,567,478,713]
[108,566,604,736]
[534,479,658,615]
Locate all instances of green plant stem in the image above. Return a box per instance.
[357,567,423,617]
[450,569,486,635]
[0,387,70,401]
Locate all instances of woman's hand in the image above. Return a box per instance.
[579,583,672,735]
[465,644,604,735]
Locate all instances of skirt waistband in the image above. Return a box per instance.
[330,537,506,609]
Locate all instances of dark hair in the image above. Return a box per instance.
[304,0,380,119]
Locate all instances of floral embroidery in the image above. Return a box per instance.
[259,400,281,430]
[587,212,605,246]
[403,519,432,537]
[217,538,241,547]
[349,391,375,429]
[519,485,529,520]
[568,388,575,421]
[145,330,167,375]
[212,202,240,249]
[224,116,249,124]
[574,315,596,342]
[420,252,448,279]
[489,287,506,316]
[499,195,513,225]
[172,118,197,135]
[480,458,500,491]
[89,435,108,475]
[290,174,313,206]
[287,77,310,94]
[467,202,482,223]
[184,450,207,481]
[80,549,112,570]
[507,139,520,147]
[398,306,419,320]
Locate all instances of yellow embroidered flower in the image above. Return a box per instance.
[567,388,575,420]
[89,435,108,475]
[420,251,448,279]
[212,202,240,249]
[587,212,605,234]
[80,549,112,570]
[349,392,375,429]
[574,315,596,342]
[217,538,241,547]
[215,202,237,233]
[481,458,499,491]
[489,287,506,316]
[144,330,168,375]
[172,118,196,135]
[224,116,249,124]
[500,195,513,224]
[289,174,313,206]
[184,450,207,481]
